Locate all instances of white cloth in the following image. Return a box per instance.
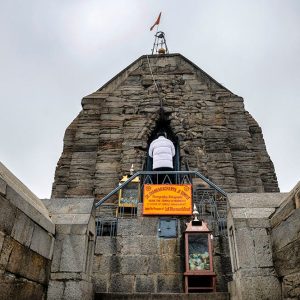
[148,136,175,169]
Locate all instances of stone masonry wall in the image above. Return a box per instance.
[93,204,229,294]
[0,163,55,300]
[51,54,279,199]
[227,193,287,300]
[271,182,300,299]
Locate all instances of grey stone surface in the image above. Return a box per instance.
[51,213,91,225]
[238,275,281,300]
[42,198,95,215]
[5,237,50,284]
[110,274,134,292]
[0,162,54,234]
[273,233,300,277]
[64,280,93,300]
[228,193,287,208]
[93,274,109,293]
[271,208,300,252]
[0,195,16,235]
[135,275,155,293]
[59,234,88,272]
[30,223,54,259]
[271,181,300,228]
[157,274,182,293]
[11,210,34,247]
[282,273,300,299]
[120,256,148,275]
[0,177,6,196]
[0,273,45,300]
[95,236,117,255]
[47,280,65,300]
[231,207,275,219]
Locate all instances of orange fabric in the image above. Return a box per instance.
[150,12,161,31]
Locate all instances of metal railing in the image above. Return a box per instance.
[94,170,228,236]
[95,170,226,208]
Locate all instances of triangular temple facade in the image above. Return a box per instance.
[52,54,279,199]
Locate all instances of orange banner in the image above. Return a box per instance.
[143,184,192,215]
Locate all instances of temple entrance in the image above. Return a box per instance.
[145,113,180,172]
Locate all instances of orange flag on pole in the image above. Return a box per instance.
[150,12,162,31]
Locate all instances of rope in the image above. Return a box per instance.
[146,55,163,109]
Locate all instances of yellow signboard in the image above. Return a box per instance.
[143,184,192,215]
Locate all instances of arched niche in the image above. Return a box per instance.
[145,110,180,172]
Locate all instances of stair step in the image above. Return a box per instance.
[95,292,230,300]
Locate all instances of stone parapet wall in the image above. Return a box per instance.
[227,193,286,300]
[0,162,55,300]
[43,198,95,300]
[271,182,300,299]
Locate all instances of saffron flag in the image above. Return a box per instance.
[150,12,162,31]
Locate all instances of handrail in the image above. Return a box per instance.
[95,170,227,208]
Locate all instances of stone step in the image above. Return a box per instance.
[95,292,230,300]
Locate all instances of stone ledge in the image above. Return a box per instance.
[228,193,287,208]
[0,162,54,234]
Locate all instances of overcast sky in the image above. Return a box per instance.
[0,0,299,198]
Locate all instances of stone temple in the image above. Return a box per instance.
[0,52,299,300]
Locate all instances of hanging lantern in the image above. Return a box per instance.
[184,217,216,293]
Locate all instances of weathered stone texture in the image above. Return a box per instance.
[271,182,300,299]
[51,54,279,199]
[0,162,54,300]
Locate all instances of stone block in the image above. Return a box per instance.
[5,238,50,284]
[43,198,95,215]
[135,275,155,293]
[160,255,183,273]
[0,177,6,196]
[0,231,4,254]
[140,236,158,255]
[60,235,88,272]
[159,238,179,255]
[238,275,281,300]
[271,198,295,228]
[157,274,183,293]
[247,218,270,228]
[282,272,300,299]
[253,228,273,267]
[235,227,256,268]
[51,213,91,225]
[0,236,14,271]
[271,208,300,252]
[109,274,134,293]
[148,255,161,273]
[95,236,117,255]
[63,280,93,300]
[93,255,120,274]
[273,236,300,277]
[117,218,142,236]
[0,273,45,300]
[228,193,286,208]
[11,210,34,247]
[232,207,275,219]
[47,280,65,300]
[120,255,148,275]
[6,185,54,234]
[140,217,158,236]
[30,223,54,259]
[117,236,141,255]
[50,235,63,272]
[93,274,109,293]
[0,195,16,235]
